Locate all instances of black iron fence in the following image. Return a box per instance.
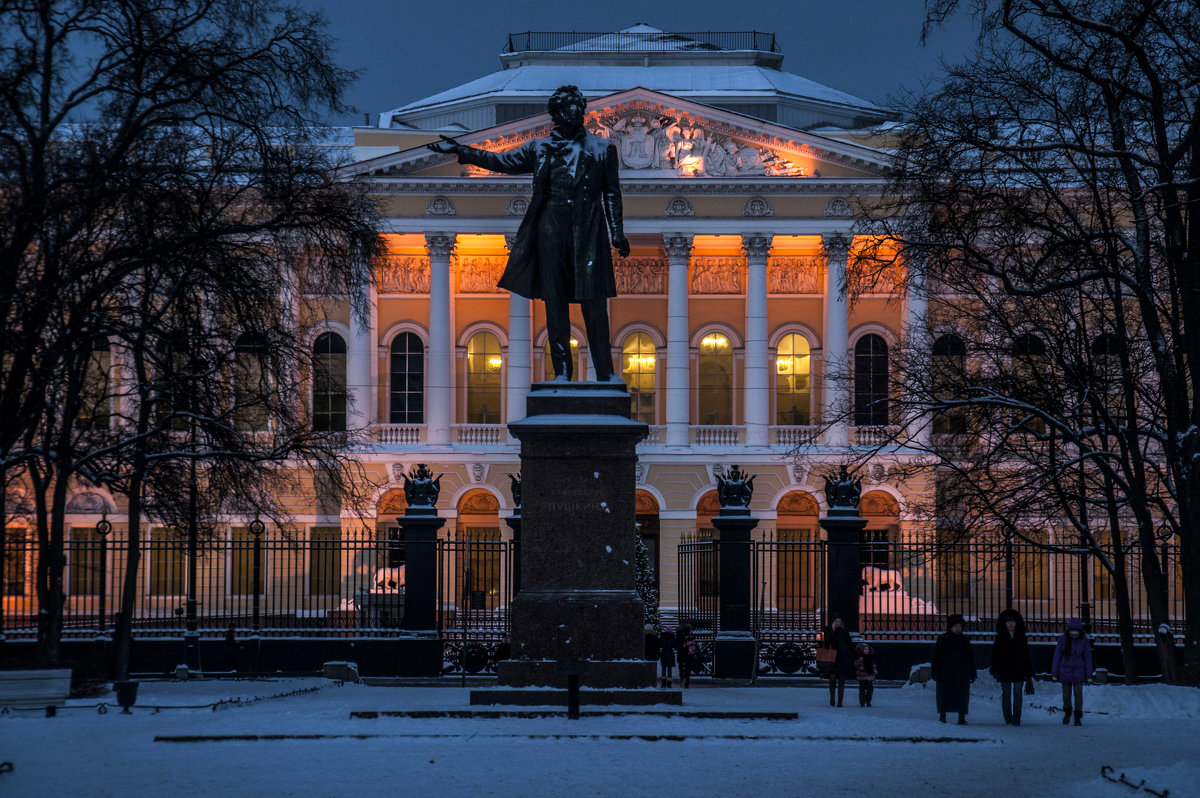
[674,537,1186,677]
[1,532,1185,676]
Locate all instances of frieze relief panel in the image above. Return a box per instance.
[768,257,823,294]
[690,258,743,294]
[614,257,667,294]
[456,256,506,294]
[379,255,430,294]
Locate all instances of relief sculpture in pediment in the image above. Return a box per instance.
[380,256,430,294]
[589,110,804,177]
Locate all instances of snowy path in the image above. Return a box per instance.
[1,677,1196,797]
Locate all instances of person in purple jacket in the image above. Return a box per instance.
[1051,617,1094,726]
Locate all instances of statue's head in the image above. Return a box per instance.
[548,85,586,132]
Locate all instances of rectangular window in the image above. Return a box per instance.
[68,526,103,596]
[149,528,185,596]
[3,527,27,596]
[230,526,261,596]
[309,527,341,596]
[1015,537,1048,600]
[936,537,971,602]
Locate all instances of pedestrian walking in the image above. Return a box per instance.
[821,613,856,707]
[855,639,878,707]
[990,608,1035,726]
[658,627,677,688]
[932,613,977,725]
[1051,617,1094,726]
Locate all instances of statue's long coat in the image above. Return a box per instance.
[455,130,624,301]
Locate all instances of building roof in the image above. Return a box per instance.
[382,26,890,131]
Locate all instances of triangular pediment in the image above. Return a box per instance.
[346,88,890,180]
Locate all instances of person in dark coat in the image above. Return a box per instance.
[428,85,629,381]
[854,640,879,708]
[932,613,977,724]
[658,627,677,688]
[821,613,856,707]
[990,608,1035,726]
[1051,617,1094,726]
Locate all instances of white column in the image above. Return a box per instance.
[822,233,851,447]
[425,232,456,448]
[742,233,773,447]
[904,267,931,447]
[347,258,374,433]
[506,233,532,422]
[664,233,693,448]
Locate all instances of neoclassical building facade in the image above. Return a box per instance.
[326,26,928,611]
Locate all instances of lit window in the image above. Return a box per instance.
[621,333,656,424]
[698,333,733,425]
[467,332,502,423]
[775,333,811,425]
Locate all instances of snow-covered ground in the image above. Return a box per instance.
[1,674,1197,797]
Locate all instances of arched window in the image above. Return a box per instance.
[775,333,811,425]
[621,332,656,424]
[854,334,889,426]
[466,332,502,423]
[1010,332,1049,432]
[932,333,967,434]
[389,332,424,424]
[1091,333,1124,419]
[312,332,347,432]
[542,337,579,381]
[697,332,733,425]
[234,332,269,430]
[79,336,112,430]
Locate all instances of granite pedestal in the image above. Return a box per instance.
[494,381,656,689]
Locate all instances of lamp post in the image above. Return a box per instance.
[249,518,264,672]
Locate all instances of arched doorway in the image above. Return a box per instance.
[859,491,902,606]
[636,490,660,580]
[456,490,501,611]
[775,491,821,613]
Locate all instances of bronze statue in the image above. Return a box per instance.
[823,466,863,511]
[402,464,441,508]
[716,464,755,508]
[428,85,630,381]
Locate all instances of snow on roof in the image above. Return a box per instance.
[389,64,884,117]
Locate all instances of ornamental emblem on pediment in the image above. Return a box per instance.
[588,110,805,177]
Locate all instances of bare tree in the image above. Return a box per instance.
[858,0,1199,681]
[0,0,380,666]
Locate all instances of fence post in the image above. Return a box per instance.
[819,467,868,634]
[711,466,759,680]
[249,519,264,672]
[96,517,112,637]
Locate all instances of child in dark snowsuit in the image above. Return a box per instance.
[855,640,878,707]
